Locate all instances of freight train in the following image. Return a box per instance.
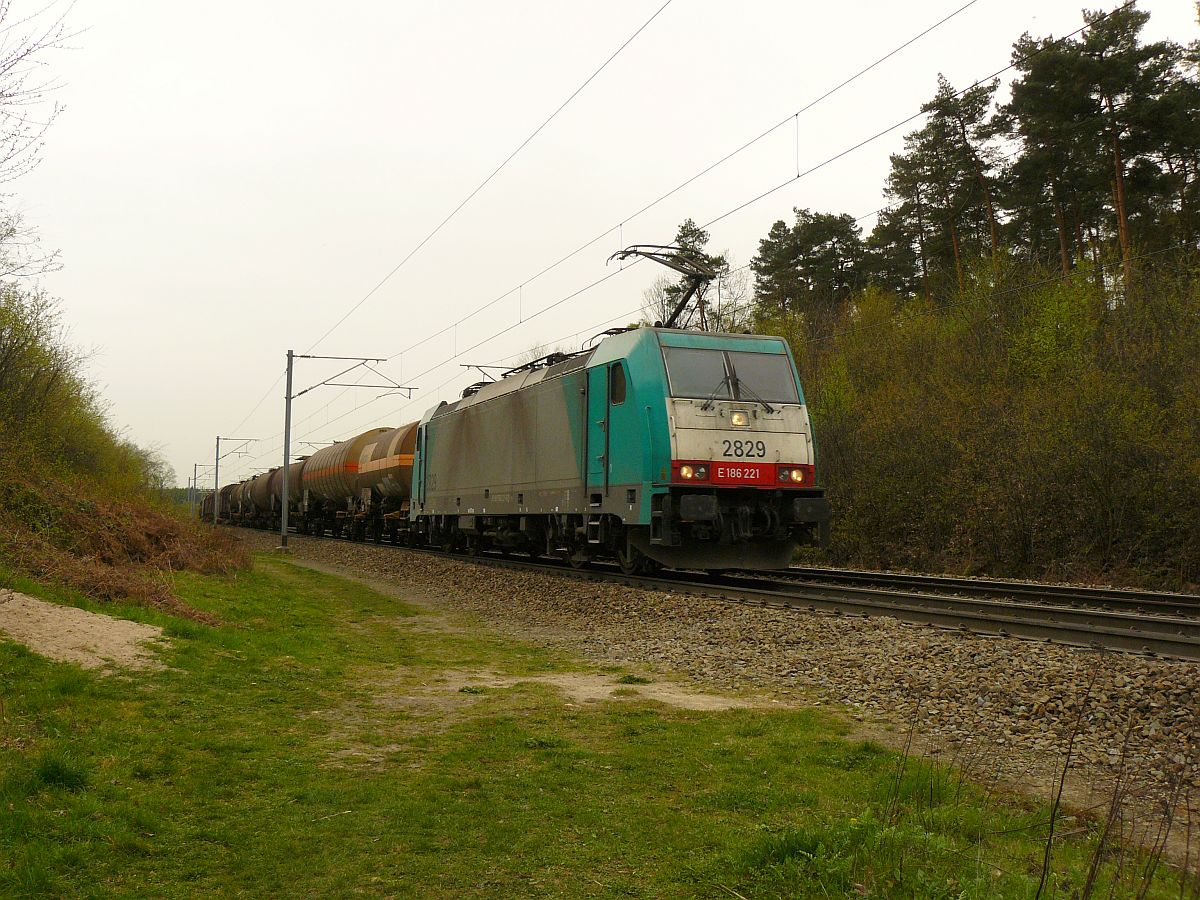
[211,325,830,573]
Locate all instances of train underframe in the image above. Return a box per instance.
[222,487,829,574]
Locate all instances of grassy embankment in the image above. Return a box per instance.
[0,287,244,616]
[1,554,1194,897]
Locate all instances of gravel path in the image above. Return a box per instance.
[239,531,1199,856]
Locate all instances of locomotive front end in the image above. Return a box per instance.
[647,332,830,570]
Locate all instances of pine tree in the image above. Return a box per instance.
[751,208,864,333]
[662,218,727,330]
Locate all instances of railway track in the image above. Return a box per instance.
[779,566,1200,618]
[259,526,1200,662]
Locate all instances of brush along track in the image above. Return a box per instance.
[264,526,1200,662]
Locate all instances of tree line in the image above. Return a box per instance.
[659,4,1200,585]
[750,3,1200,324]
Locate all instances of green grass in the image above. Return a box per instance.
[0,554,1193,897]
[616,673,652,685]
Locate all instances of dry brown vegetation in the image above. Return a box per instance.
[0,288,246,618]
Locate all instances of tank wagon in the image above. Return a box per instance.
[199,489,227,523]
[218,325,830,572]
[222,425,420,540]
[297,424,418,540]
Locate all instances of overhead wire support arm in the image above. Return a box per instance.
[280,350,416,550]
[212,436,257,526]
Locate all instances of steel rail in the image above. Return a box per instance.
[776,566,1200,617]
[240,525,1200,662]
[459,558,1200,661]
[484,545,1199,661]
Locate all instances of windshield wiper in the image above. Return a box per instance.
[733,379,775,414]
[698,375,731,411]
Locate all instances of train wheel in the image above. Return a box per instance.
[616,545,643,576]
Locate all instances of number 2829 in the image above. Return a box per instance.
[721,439,766,458]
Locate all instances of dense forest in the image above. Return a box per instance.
[664,4,1200,586]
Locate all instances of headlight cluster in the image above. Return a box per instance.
[679,464,709,480]
[777,467,806,484]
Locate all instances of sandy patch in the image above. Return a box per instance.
[0,589,165,671]
[320,668,764,768]
[438,669,761,711]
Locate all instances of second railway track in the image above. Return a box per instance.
[779,566,1200,618]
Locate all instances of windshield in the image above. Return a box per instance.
[728,351,799,404]
[663,346,799,404]
[662,347,731,400]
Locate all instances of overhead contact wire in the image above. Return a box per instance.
[700,2,1134,231]
[302,0,675,356]
[243,0,986,446]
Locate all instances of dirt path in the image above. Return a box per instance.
[0,589,165,671]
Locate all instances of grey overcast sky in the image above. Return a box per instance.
[16,0,1199,486]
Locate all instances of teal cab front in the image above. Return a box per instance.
[584,327,831,571]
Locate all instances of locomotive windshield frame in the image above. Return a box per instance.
[661,345,800,404]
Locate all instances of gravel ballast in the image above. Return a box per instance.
[238,531,1199,840]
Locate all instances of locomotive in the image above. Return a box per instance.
[216,324,830,573]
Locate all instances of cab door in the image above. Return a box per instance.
[412,425,426,509]
[586,365,609,498]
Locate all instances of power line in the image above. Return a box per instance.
[699,2,1135,233]
[301,0,675,357]
[277,6,1128,457]
[229,300,651,478]
[230,0,1113,472]
[229,241,1197,480]
[221,0,673,440]
[378,0,985,366]
[229,367,286,435]
[231,0,986,449]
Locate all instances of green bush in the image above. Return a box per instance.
[769,256,1200,587]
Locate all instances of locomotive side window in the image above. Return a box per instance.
[663,347,731,400]
[727,351,800,404]
[609,362,627,405]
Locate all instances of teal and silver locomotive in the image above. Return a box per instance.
[218,248,831,572]
[411,325,830,572]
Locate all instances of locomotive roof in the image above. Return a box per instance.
[431,346,595,419]
[425,326,794,421]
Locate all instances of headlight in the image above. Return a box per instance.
[678,464,708,481]
[730,411,749,427]
[680,464,695,479]
[778,467,806,484]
